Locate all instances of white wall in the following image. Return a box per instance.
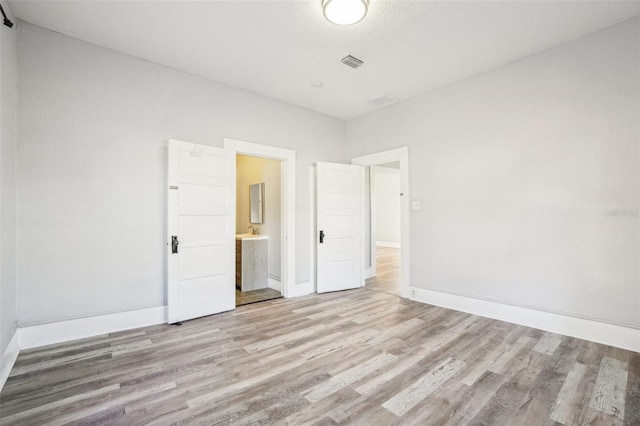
[372,165,401,244]
[17,23,345,326]
[236,155,281,280]
[346,19,640,329]
[0,10,18,356]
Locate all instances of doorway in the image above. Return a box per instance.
[223,138,297,301]
[366,163,402,295]
[352,147,410,298]
[235,154,283,306]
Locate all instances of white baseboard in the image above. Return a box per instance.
[19,306,167,350]
[364,267,375,279]
[295,281,314,297]
[0,329,20,392]
[376,241,401,248]
[268,278,282,292]
[410,286,640,353]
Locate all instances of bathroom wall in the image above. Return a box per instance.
[236,155,282,281]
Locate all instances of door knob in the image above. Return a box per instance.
[319,230,325,244]
[171,236,179,254]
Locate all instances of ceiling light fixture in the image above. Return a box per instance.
[323,0,368,26]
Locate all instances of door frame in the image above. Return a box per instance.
[223,138,296,298]
[351,147,410,298]
[363,166,376,278]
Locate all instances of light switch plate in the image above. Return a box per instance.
[411,201,421,211]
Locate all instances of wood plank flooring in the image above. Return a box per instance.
[236,288,283,306]
[365,246,400,296]
[1,286,638,425]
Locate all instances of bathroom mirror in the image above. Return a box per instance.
[250,183,264,224]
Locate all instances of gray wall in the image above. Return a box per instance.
[17,24,345,326]
[0,9,18,355]
[346,18,640,328]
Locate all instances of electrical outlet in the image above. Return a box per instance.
[411,201,421,211]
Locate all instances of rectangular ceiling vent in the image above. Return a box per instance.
[341,55,364,69]
[368,93,396,105]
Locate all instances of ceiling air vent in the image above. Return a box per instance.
[368,93,396,105]
[341,54,364,69]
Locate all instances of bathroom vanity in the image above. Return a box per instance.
[235,234,269,291]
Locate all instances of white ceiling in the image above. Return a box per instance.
[8,1,640,120]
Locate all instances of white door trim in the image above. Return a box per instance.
[352,147,410,298]
[223,138,296,298]
[367,166,377,279]
[309,166,317,293]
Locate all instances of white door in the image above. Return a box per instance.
[168,140,235,323]
[316,162,364,293]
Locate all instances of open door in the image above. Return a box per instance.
[316,162,364,293]
[167,140,235,323]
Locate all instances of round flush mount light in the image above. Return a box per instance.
[323,0,368,26]
[310,80,324,88]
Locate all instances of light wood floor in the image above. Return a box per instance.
[1,286,638,425]
[366,246,400,296]
[236,288,283,307]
